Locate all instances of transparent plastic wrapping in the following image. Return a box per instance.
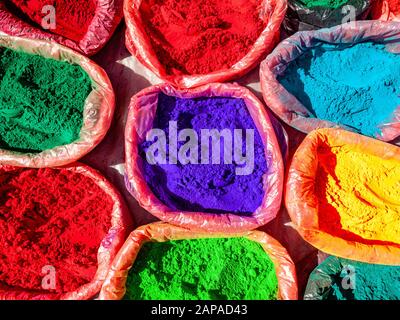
[286,128,400,265]
[99,222,298,300]
[260,21,400,144]
[0,162,133,300]
[0,35,115,167]
[283,0,372,33]
[124,0,287,88]
[124,83,285,232]
[0,0,123,56]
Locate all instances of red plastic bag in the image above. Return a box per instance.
[125,82,284,232]
[260,21,400,144]
[0,162,133,300]
[99,222,298,300]
[0,35,115,168]
[0,0,123,56]
[371,0,400,21]
[286,128,400,265]
[124,0,287,89]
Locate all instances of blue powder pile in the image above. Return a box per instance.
[139,93,268,216]
[278,42,400,137]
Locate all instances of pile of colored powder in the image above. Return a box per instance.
[139,93,268,216]
[125,237,279,300]
[296,0,350,9]
[6,0,97,41]
[0,167,113,295]
[390,0,400,13]
[315,141,400,243]
[279,42,400,137]
[0,47,92,153]
[139,0,266,75]
[307,256,400,300]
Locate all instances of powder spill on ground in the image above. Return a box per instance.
[279,42,400,137]
[139,0,266,75]
[6,0,97,41]
[0,167,113,294]
[125,237,279,300]
[0,47,92,153]
[315,140,400,243]
[139,93,268,216]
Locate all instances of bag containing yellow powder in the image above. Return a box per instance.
[0,35,114,167]
[99,222,298,300]
[286,128,400,265]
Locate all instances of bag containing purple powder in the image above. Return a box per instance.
[125,83,285,232]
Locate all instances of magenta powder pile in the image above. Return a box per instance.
[139,93,268,215]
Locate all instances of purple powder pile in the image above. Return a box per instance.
[139,93,268,216]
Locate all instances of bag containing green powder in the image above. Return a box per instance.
[0,35,115,167]
[260,21,400,144]
[283,0,372,33]
[98,222,298,300]
[124,82,286,233]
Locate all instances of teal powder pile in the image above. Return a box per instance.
[0,47,92,152]
[309,256,400,300]
[279,42,400,137]
[124,237,279,300]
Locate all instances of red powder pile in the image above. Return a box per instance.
[139,0,266,75]
[388,0,400,14]
[0,167,113,295]
[7,0,97,42]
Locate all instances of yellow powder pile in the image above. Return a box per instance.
[316,143,400,244]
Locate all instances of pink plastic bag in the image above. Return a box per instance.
[260,21,400,144]
[0,35,115,168]
[0,0,123,56]
[0,162,133,300]
[124,0,287,88]
[99,222,298,300]
[125,83,284,232]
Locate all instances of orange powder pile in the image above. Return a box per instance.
[316,143,400,244]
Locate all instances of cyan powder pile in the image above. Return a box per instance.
[279,42,400,137]
[139,93,268,215]
[125,237,279,300]
[0,47,92,152]
[306,256,400,300]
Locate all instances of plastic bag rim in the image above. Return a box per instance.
[286,128,400,265]
[123,0,288,88]
[260,20,400,143]
[99,222,298,300]
[124,82,284,233]
[0,35,115,168]
[0,162,133,300]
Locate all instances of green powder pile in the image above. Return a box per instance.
[297,0,350,9]
[0,47,92,153]
[125,237,279,300]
